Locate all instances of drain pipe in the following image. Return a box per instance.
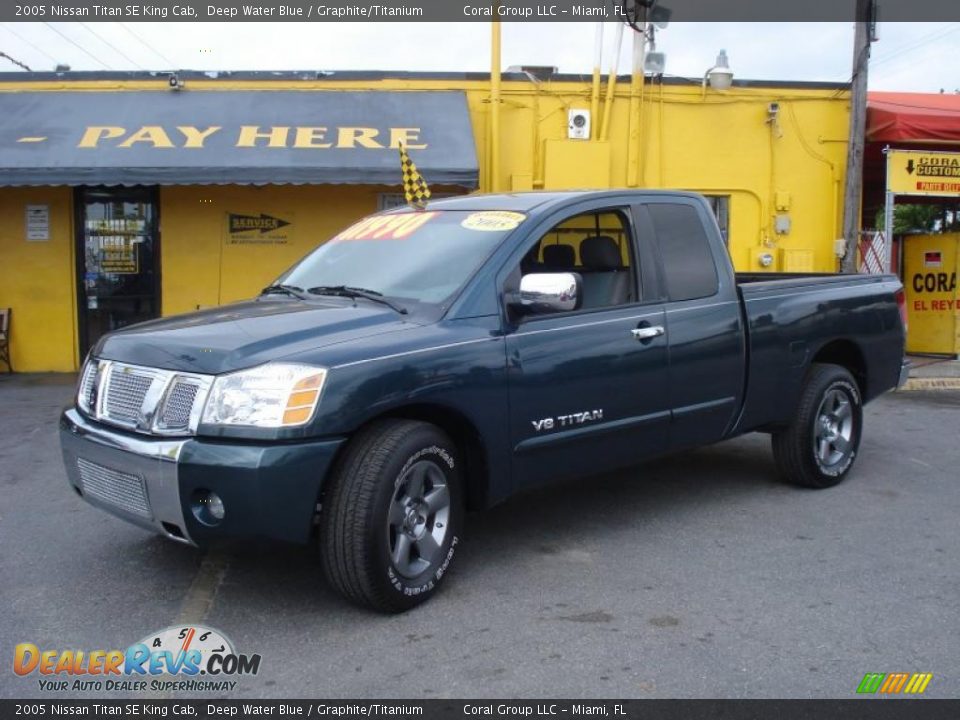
[590,22,604,140]
[489,18,502,192]
[599,22,624,142]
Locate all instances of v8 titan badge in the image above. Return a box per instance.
[461,211,526,231]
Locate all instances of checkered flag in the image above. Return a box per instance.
[399,143,431,210]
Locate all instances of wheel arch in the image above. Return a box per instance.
[809,339,868,399]
[333,403,491,512]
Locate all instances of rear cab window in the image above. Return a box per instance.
[646,203,719,302]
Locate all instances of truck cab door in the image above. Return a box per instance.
[644,199,746,449]
[501,202,670,490]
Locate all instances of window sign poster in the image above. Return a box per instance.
[25,205,50,241]
[99,237,139,274]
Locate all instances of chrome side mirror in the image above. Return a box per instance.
[514,272,581,314]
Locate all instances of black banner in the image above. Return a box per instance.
[2,700,960,720]
[4,0,960,22]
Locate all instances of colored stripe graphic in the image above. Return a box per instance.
[904,674,933,694]
[857,673,886,694]
[857,672,932,694]
[880,673,909,693]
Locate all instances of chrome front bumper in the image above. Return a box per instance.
[60,408,195,545]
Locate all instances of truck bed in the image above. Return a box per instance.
[730,271,904,436]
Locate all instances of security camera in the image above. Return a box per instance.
[767,102,780,117]
[567,109,591,140]
[168,73,184,91]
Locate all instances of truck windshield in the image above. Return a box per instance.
[277,210,524,309]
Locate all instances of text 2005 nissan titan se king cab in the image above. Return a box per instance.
[61,190,909,612]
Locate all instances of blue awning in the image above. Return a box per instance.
[0,90,478,187]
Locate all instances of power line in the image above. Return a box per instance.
[829,22,960,84]
[1,22,58,65]
[870,23,960,69]
[42,22,113,69]
[118,22,175,67]
[0,49,31,71]
[79,22,145,69]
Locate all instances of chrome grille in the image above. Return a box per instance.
[76,457,152,519]
[159,379,200,431]
[83,360,213,435]
[78,361,98,411]
[103,369,155,425]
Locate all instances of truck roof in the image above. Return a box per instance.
[396,189,705,214]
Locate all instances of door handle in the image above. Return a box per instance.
[631,325,664,342]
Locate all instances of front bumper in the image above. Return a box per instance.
[60,408,346,546]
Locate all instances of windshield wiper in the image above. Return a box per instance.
[261,284,307,300]
[307,285,408,315]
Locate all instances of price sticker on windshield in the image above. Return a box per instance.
[461,211,526,232]
[335,211,438,241]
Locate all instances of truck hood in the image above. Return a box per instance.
[93,298,420,374]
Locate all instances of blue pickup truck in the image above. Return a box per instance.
[60,190,908,612]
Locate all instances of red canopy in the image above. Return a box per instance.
[867,92,960,143]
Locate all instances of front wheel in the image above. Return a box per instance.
[319,419,463,613]
[772,363,863,489]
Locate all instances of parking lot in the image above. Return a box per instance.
[1,373,958,699]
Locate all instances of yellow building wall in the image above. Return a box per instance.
[0,187,77,372]
[160,184,390,315]
[462,80,849,274]
[0,75,852,371]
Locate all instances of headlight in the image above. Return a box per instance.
[201,363,328,428]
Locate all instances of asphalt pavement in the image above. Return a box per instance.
[1,374,957,699]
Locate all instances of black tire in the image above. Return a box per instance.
[771,363,863,489]
[319,419,463,613]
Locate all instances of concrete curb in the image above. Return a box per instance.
[899,377,960,391]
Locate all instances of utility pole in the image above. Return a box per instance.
[840,0,875,273]
[626,10,648,188]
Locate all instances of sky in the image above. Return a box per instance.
[0,21,958,92]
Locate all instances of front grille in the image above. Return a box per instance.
[103,370,155,425]
[83,360,212,435]
[78,361,98,411]
[159,379,200,431]
[76,457,152,519]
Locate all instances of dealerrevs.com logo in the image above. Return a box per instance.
[13,625,261,693]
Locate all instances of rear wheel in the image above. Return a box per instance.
[319,419,463,612]
[772,363,863,489]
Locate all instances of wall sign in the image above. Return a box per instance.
[225,212,293,245]
[25,205,50,241]
[887,149,960,197]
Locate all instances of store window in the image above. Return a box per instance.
[76,187,160,357]
[704,195,730,245]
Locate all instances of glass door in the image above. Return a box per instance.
[76,187,160,357]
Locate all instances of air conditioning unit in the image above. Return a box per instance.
[567,109,591,140]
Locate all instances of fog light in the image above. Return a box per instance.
[191,489,225,526]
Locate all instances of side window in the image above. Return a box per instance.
[648,203,719,301]
[520,209,638,311]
